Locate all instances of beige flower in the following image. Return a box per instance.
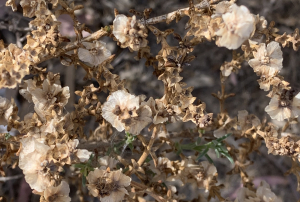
[113,14,129,44]
[102,90,152,135]
[86,169,131,202]
[78,41,111,66]
[265,91,300,121]
[19,136,52,192]
[248,42,283,75]
[32,79,69,108]
[215,4,255,49]
[0,96,13,126]
[42,181,71,202]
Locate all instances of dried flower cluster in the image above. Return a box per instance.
[113,14,148,51]
[1,0,300,201]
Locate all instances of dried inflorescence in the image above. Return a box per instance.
[0,42,31,88]
[1,0,299,201]
[113,14,148,51]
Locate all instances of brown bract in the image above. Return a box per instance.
[0,42,31,88]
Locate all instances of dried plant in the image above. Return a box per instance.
[1,0,300,201]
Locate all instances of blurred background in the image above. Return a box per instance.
[1,0,300,201]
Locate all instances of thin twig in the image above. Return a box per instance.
[145,0,210,24]
[137,127,158,166]
[37,27,110,64]
[0,22,32,32]
[0,174,23,182]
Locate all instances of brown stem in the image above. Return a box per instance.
[220,82,225,113]
[282,121,290,132]
[131,181,167,202]
[37,27,111,64]
[137,127,158,166]
[145,1,210,24]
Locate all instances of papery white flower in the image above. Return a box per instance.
[113,14,129,44]
[0,96,13,125]
[215,4,255,49]
[78,41,111,66]
[19,136,52,192]
[265,92,300,121]
[43,181,71,202]
[86,169,131,202]
[248,42,283,75]
[102,90,152,135]
[76,149,92,162]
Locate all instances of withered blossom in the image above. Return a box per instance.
[98,156,118,170]
[149,157,175,182]
[113,14,148,51]
[30,79,70,114]
[182,103,212,128]
[214,116,237,138]
[102,90,152,135]
[265,91,300,121]
[78,41,111,66]
[42,181,71,202]
[54,139,92,164]
[0,42,31,88]
[237,110,261,133]
[19,136,52,192]
[86,169,131,202]
[215,4,255,49]
[20,0,43,18]
[0,96,14,126]
[248,42,283,75]
[180,159,217,191]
